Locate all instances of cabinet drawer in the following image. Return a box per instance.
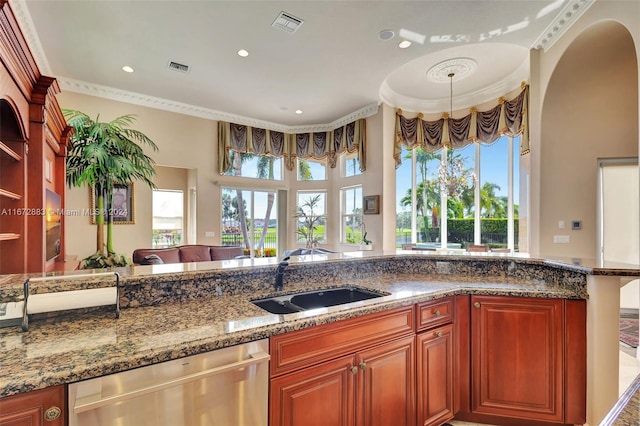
[417,297,454,331]
[270,306,415,377]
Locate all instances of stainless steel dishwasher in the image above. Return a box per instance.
[68,339,269,426]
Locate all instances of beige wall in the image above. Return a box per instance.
[531,1,639,258]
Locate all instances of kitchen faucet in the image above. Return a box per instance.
[274,256,290,291]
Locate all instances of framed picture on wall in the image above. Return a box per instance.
[90,183,135,224]
[363,195,380,214]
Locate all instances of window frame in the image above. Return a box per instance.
[340,185,363,244]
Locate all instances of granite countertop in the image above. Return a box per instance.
[0,272,578,398]
[2,251,639,400]
[599,373,640,425]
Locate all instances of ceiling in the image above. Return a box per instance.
[16,0,592,132]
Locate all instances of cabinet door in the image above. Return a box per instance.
[270,354,356,426]
[471,296,563,423]
[0,385,66,426]
[356,336,415,426]
[417,324,454,426]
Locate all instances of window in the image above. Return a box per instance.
[296,191,326,245]
[221,188,278,257]
[343,151,361,177]
[396,135,520,251]
[341,186,362,244]
[152,190,183,248]
[224,152,283,181]
[297,158,327,181]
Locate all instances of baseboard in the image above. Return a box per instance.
[620,308,639,319]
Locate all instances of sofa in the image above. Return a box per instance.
[132,245,244,265]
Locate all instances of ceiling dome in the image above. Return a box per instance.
[379,43,529,114]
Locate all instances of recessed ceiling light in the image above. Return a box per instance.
[237,49,249,57]
[295,109,303,115]
[398,40,412,49]
[122,65,134,73]
[378,29,395,41]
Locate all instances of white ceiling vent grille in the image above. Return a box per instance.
[168,61,190,73]
[272,11,303,34]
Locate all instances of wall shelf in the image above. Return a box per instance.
[0,233,20,241]
[0,188,21,200]
[0,140,21,161]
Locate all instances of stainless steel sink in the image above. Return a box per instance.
[252,287,386,314]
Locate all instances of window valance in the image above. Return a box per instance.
[218,118,367,174]
[394,84,529,169]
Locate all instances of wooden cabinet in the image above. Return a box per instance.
[416,298,455,426]
[0,385,66,426]
[417,324,454,426]
[356,336,415,426]
[457,295,586,425]
[0,1,71,274]
[270,307,415,426]
[271,354,356,426]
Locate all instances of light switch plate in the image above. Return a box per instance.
[553,235,570,244]
[205,231,215,237]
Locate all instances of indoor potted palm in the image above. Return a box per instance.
[65,110,158,268]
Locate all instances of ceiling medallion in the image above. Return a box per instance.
[426,58,478,83]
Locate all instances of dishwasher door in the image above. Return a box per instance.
[68,339,269,426]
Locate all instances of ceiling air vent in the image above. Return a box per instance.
[272,11,303,34]
[168,61,190,73]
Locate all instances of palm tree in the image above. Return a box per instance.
[65,110,157,266]
[229,151,251,248]
[480,182,503,217]
[256,156,275,252]
[298,160,312,180]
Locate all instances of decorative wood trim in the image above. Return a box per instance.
[0,139,21,161]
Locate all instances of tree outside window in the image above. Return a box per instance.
[341,186,362,244]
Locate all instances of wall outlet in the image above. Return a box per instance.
[205,231,215,237]
[553,235,570,244]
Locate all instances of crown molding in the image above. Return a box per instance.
[11,0,51,75]
[531,0,595,51]
[59,77,379,133]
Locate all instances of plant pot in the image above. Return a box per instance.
[359,243,373,251]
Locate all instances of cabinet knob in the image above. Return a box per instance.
[474,302,481,308]
[435,331,443,338]
[350,366,358,375]
[433,309,441,317]
[359,361,366,370]
[44,406,61,421]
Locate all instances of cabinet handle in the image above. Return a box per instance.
[435,331,443,338]
[474,302,481,308]
[359,361,366,370]
[433,309,441,317]
[350,366,358,375]
[44,406,61,421]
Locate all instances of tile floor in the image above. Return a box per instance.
[447,347,640,426]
